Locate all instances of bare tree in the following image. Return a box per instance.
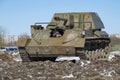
[0,26,6,46]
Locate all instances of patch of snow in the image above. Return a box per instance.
[80,61,91,67]
[100,70,116,77]
[81,61,84,67]
[108,51,120,61]
[86,61,91,64]
[55,56,80,61]
[38,72,42,74]
[110,51,120,56]
[62,74,74,79]
[27,74,33,78]
[108,54,115,61]
[94,68,97,71]
[12,52,22,62]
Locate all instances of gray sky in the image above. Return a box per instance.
[0,0,120,35]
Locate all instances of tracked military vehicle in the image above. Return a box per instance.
[18,12,111,62]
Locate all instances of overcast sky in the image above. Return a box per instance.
[0,0,120,35]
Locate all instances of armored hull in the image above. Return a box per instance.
[18,12,111,61]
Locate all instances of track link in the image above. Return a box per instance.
[76,46,111,61]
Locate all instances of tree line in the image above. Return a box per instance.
[0,26,29,47]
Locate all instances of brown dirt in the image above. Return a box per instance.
[0,52,13,62]
[0,56,120,80]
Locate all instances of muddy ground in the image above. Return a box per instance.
[0,52,120,80]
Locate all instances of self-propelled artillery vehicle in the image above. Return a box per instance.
[18,12,111,62]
